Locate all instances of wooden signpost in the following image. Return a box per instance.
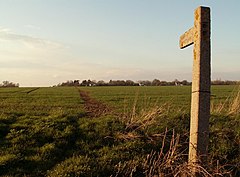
[179,6,211,170]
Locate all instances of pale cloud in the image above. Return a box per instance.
[2,59,236,87]
[0,27,64,49]
[52,61,189,82]
[0,27,11,33]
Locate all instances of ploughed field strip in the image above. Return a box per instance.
[78,89,112,117]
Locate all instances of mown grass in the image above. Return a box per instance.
[0,85,239,176]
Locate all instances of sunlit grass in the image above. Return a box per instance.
[0,85,239,176]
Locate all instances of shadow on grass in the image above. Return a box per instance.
[0,113,85,176]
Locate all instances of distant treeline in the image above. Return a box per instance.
[0,81,19,87]
[211,79,239,85]
[57,79,239,87]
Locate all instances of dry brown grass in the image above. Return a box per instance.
[211,85,240,116]
[115,93,239,176]
[120,95,175,132]
[116,95,173,142]
[113,130,220,177]
[114,129,236,177]
[228,87,240,116]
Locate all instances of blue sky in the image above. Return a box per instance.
[0,0,239,86]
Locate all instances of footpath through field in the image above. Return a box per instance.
[77,88,112,117]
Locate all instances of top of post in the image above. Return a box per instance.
[179,6,210,49]
[194,6,210,20]
[194,6,210,15]
[196,6,210,10]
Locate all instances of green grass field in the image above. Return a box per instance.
[0,85,239,176]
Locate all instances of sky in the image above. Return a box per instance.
[0,0,239,87]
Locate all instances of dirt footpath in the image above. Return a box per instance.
[78,89,112,117]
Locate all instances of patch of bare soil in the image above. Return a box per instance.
[78,89,112,118]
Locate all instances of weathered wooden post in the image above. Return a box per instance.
[179,6,211,170]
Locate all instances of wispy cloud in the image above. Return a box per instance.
[0,27,64,49]
[0,27,11,33]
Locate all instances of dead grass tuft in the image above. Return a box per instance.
[211,85,240,116]
[228,87,240,116]
[115,93,239,176]
[120,95,171,132]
